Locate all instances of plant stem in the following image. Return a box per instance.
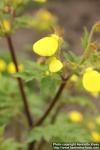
[36,104,63,150]
[28,142,36,150]
[80,25,95,65]
[36,140,45,150]
[35,76,71,150]
[6,35,35,150]
[51,103,63,124]
[35,75,71,126]
[6,35,33,127]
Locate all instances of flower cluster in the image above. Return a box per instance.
[0,58,24,75]
[33,34,63,73]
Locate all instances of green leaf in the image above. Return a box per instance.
[14,15,36,29]
[81,27,89,50]
[62,92,96,111]
[0,77,22,125]
[0,125,5,137]
[40,76,58,95]
[28,118,91,143]
[27,127,44,142]
[15,61,48,82]
[0,138,21,150]
[64,51,80,63]
[0,1,5,9]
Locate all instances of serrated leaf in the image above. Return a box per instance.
[28,119,91,143]
[15,61,48,82]
[0,138,21,150]
[64,51,80,63]
[81,27,89,50]
[40,76,58,95]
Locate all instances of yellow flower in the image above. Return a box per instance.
[7,62,16,74]
[38,10,53,21]
[0,59,6,72]
[87,121,95,129]
[2,20,11,32]
[96,116,100,125]
[70,74,78,82]
[82,69,100,92]
[34,10,56,31]
[33,34,59,56]
[7,63,24,74]
[49,57,63,73]
[51,34,59,40]
[68,111,83,123]
[91,131,100,142]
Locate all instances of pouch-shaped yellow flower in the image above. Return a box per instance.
[2,20,11,32]
[0,59,6,72]
[33,34,59,56]
[39,10,53,21]
[7,62,16,74]
[7,62,24,74]
[68,111,83,123]
[82,69,100,92]
[70,74,78,82]
[91,131,100,142]
[49,57,63,73]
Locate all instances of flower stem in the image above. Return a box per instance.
[35,75,71,126]
[28,142,36,150]
[6,35,35,150]
[80,25,95,65]
[6,35,33,127]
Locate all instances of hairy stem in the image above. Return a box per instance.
[36,140,45,150]
[6,35,33,127]
[35,76,71,150]
[6,35,34,150]
[51,103,63,124]
[36,104,62,150]
[80,25,95,65]
[28,142,36,150]
[35,75,71,126]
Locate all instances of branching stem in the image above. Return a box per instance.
[80,25,95,64]
[35,75,71,126]
[6,35,34,150]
